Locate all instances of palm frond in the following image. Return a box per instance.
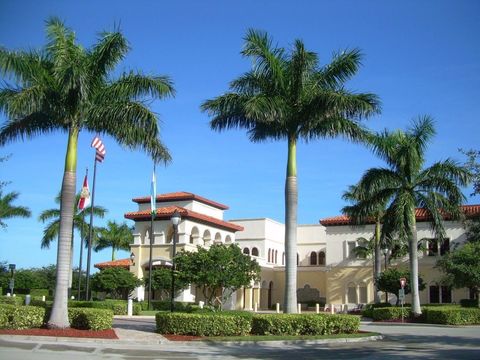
[318,48,363,88]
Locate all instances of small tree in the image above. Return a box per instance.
[144,268,189,300]
[437,241,480,307]
[91,267,141,300]
[175,244,261,310]
[376,268,425,304]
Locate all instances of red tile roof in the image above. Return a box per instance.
[124,205,244,232]
[320,204,480,226]
[132,192,229,210]
[94,258,131,270]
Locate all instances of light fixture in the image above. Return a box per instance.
[130,252,135,265]
[171,210,181,226]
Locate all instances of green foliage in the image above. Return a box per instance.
[376,268,425,298]
[437,241,480,299]
[94,220,132,261]
[361,303,392,318]
[156,312,251,336]
[0,296,24,305]
[464,217,480,244]
[460,148,480,196]
[144,268,190,299]
[0,304,45,329]
[138,300,192,312]
[423,306,480,325]
[69,299,141,315]
[372,306,411,321]
[91,267,142,300]
[68,308,114,330]
[30,289,49,297]
[460,299,479,308]
[251,314,359,336]
[175,244,261,309]
[0,189,31,229]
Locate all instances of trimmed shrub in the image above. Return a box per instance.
[424,307,480,325]
[139,300,193,312]
[0,304,45,329]
[372,306,410,321]
[68,308,114,330]
[30,289,49,297]
[0,295,24,306]
[68,300,141,315]
[362,302,392,318]
[460,299,479,308]
[251,314,359,336]
[156,312,251,336]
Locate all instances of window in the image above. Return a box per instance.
[318,251,326,266]
[440,239,450,256]
[310,251,317,265]
[347,283,357,303]
[297,253,299,265]
[243,248,250,255]
[441,286,452,303]
[429,285,440,303]
[347,241,356,259]
[359,283,368,303]
[251,247,259,256]
[428,238,450,256]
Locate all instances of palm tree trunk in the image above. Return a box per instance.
[48,127,78,328]
[112,247,116,261]
[284,136,298,313]
[409,211,422,316]
[373,220,381,303]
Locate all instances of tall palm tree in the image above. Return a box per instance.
[345,117,470,315]
[201,30,380,312]
[38,192,106,249]
[0,190,31,228]
[0,18,174,328]
[93,220,133,261]
[343,184,386,303]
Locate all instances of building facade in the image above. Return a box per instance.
[112,191,479,310]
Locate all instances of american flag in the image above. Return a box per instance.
[91,136,106,162]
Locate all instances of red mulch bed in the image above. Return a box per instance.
[163,334,203,341]
[0,328,118,339]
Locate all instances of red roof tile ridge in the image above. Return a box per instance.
[131,191,229,210]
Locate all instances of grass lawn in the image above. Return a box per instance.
[140,310,158,316]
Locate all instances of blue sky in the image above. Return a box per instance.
[1,0,479,269]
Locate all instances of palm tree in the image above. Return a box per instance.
[38,192,106,249]
[343,184,386,303]
[93,220,133,261]
[201,30,380,312]
[0,18,174,328]
[345,117,470,315]
[0,190,31,228]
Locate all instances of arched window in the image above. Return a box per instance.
[243,247,250,255]
[429,284,440,303]
[318,251,326,266]
[225,235,232,244]
[214,232,222,244]
[310,251,317,265]
[347,283,357,303]
[268,249,271,262]
[190,227,199,244]
[203,230,211,246]
[251,247,259,256]
[359,282,368,303]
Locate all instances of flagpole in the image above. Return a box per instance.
[77,168,88,300]
[148,163,156,310]
[85,159,98,301]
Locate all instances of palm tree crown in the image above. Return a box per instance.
[202,29,380,312]
[0,18,174,328]
[345,116,470,314]
[0,190,31,229]
[94,220,133,261]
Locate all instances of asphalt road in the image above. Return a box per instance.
[0,320,479,359]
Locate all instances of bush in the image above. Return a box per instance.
[251,314,359,336]
[460,299,479,308]
[69,300,141,315]
[0,304,45,329]
[0,296,24,306]
[424,307,480,325]
[139,300,193,312]
[362,302,392,318]
[68,308,114,330]
[371,306,410,321]
[30,289,49,297]
[156,312,251,336]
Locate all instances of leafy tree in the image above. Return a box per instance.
[437,241,480,307]
[464,216,480,244]
[201,30,379,312]
[460,149,480,196]
[344,117,470,315]
[91,267,141,300]
[38,192,106,249]
[0,190,31,229]
[94,220,132,261]
[376,268,425,304]
[175,244,261,310]
[0,18,173,327]
[144,268,189,300]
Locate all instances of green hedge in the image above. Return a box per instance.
[68,308,114,330]
[424,307,480,325]
[68,300,141,315]
[156,312,251,336]
[0,296,24,306]
[251,314,359,336]
[0,304,45,329]
[361,303,392,318]
[460,299,479,308]
[30,289,49,297]
[372,306,410,321]
[139,300,194,312]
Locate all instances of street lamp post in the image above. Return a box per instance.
[170,210,181,313]
[8,264,16,295]
[382,247,388,303]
